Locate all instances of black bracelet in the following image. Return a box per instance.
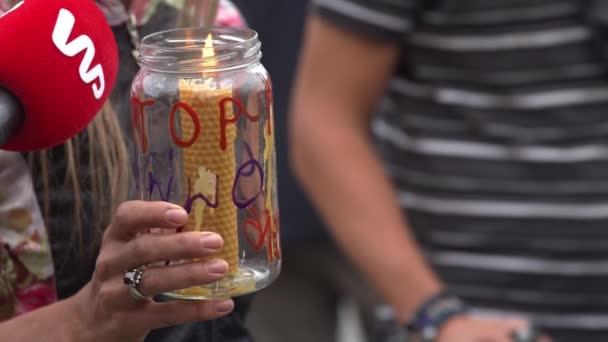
[405,291,468,342]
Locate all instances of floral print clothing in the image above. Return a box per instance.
[0,152,57,320]
[98,0,247,27]
[1,0,246,28]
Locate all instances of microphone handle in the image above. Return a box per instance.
[0,88,23,147]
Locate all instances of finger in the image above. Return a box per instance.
[91,275,153,309]
[134,299,235,329]
[107,201,188,241]
[137,259,229,297]
[117,231,224,271]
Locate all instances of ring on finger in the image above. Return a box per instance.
[123,265,149,302]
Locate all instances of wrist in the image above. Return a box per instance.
[390,270,444,323]
[405,291,468,342]
[61,286,94,341]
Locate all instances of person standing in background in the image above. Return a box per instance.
[291,1,608,341]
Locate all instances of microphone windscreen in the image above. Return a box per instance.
[0,0,118,151]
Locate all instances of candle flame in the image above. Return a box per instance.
[203,33,216,67]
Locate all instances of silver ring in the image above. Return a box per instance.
[123,266,148,302]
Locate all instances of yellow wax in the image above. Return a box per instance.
[178,79,239,278]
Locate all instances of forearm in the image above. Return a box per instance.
[0,294,84,341]
[291,115,443,322]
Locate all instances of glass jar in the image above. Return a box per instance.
[130,27,281,300]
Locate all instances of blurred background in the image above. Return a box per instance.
[231,1,377,341]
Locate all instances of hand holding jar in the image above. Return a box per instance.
[129,27,281,300]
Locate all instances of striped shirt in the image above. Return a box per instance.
[312,0,608,340]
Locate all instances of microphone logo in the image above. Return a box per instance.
[51,8,106,100]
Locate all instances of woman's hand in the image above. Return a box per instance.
[437,316,551,342]
[69,201,233,342]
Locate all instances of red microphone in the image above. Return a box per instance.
[0,0,118,151]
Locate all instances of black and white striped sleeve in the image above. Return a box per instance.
[310,0,421,40]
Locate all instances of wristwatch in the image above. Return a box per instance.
[405,292,468,342]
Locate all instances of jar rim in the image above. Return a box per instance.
[140,26,258,51]
[137,26,262,73]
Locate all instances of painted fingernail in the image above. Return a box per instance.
[201,233,223,250]
[206,259,228,275]
[215,299,234,313]
[165,208,188,225]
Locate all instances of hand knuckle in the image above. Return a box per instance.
[180,234,198,252]
[113,202,132,224]
[194,266,211,284]
[195,302,214,320]
[97,285,117,313]
[94,254,113,279]
[131,238,150,260]
[100,229,112,244]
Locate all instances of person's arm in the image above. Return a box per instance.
[290,15,536,342]
[0,296,84,341]
[290,14,441,323]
